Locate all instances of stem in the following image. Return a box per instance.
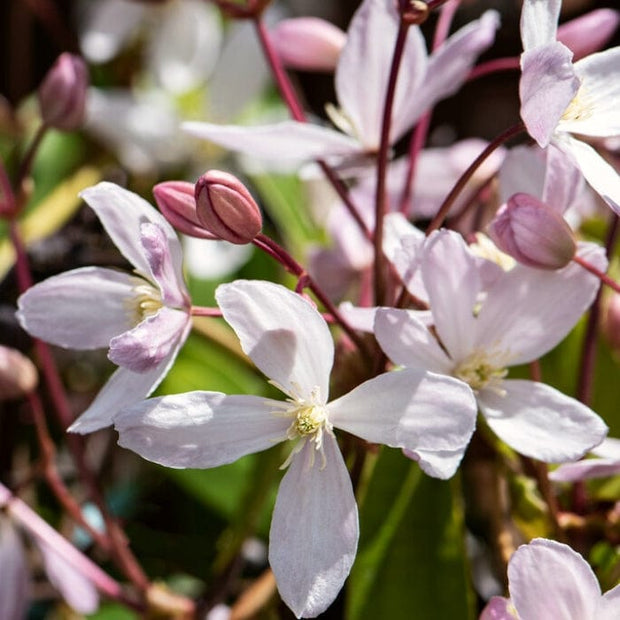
[467,57,520,82]
[374,20,411,305]
[426,122,525,235]
[573,254,620,295]
[191,306,223,317]
[17,123,48,189]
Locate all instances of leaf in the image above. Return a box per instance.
[347,448,474,620]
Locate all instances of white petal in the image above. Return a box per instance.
[541,143,584,213]
[0,517,30,620]
[269,435,358,618]
[475,242,605,364]
[374,308,452,373]
[499,145,546,205]
[548,458,620,482]
[69,320,191,433]
[422,230,481,362]
[17,267,136,349]
[115,392,287,467]
[563,48,620,137]
[337,303,378,334]
[335,0,427,148]
[508,538,600,620]
[216,281,333,401]
[557,136,620,214]
[520,0,561,50]
[479,380,607,462]
[598,584,620,620]
[182,121,360,164]
[80,182,184,281]
[328,368,477,479]
[36,538,99,613]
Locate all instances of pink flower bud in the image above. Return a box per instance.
[153,181,217,239]
[488,193,576,270]
[270,18,346,72]
[557,9,620,61]
[38,53,89,130]
[195,171,262,245]
[0,345,38,401]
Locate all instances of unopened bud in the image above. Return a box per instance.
[558,9,620,62]
[487,193,576,270]
[0,345,38,401]
[153,181,217,239]
[270,18,346,72]
[38,53,89,130]
[195,171,262,244]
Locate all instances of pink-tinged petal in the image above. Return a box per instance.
[422,230,481,363]
[598,584,620,620]
[407,11,500,132]
[541,143,584,213]
[0,517,30,620]
[557,9,620,62]
[140,222,188,307]
[479,596,517,620]
[337,303,378,334]
[520,43,580,148]
[69,320,191,433]
[182,121,360,164]
[557,136,620,215]
[17,267,137,349]
[108,307,189,372]
[520,0,561,50]
[36,538,99,613]
[216,281,333,401]
[475,242,605,364]
[269,435,358,618]
[479,380,607,462]
[374,308,452,373]
[336,0,427,148]
[508,538,600,620]
[328,368,477,479]
[548,458,620,483]
[80,182,184,280]
[115,392,288,468]
[499,145,546,206]
[563,48,620,137]
[592,437,620,459]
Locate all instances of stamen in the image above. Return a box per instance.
[454,349,509,394]
[126,278,163,323]
[561,87,593,123]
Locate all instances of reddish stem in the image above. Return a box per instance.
[573,254,620,295]
[468,57,520,82]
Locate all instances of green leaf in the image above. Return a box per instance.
[347,448,473,620]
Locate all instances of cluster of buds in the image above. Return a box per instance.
[154,171,262,244]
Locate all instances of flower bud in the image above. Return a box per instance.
[558,9,620,62]
[270,18,346,72]
[153,181,217,239]
[38,53,89,130]
[487,193,576,270]
[195,171,262,244]
[0,345,38,401]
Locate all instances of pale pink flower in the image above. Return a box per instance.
[549,438,620,482]
[17,182,191,433]
[114,280,477,618]
[375,230,608,462]
[519,0,620,212]
[480,538,620,619]
[183,0,499,168]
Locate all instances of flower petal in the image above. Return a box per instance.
[520,0,561,50]
[108,307,189,372]
[0,517,30,620]
[115,392,288,467]
[269,434,358,618]
[479,380,607,462]
[216,281,334,401]
[508,538,600,620]
[519,42,580,148]
[374,308,452,374]
[17,267,136,349]
[80,182,184,281]
[422,230,481,363]
[598,584,620,620]
[541,143,584,213]
[479,596,516,620]
[475,242,605,364]
[328,368,477,479]
[548,458,620,482]
[182,120,360,164]
[69,320,191,433]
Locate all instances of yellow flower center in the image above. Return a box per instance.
[127,278,163,323]
[453,350,508,393]
[561,87,593,123]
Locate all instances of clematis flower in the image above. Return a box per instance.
[519,0,620,212]
[375,230,608,463]
[480,538,620,619]
[114,280,477,618]
[17,182,192,433]
[183,0,499,168]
